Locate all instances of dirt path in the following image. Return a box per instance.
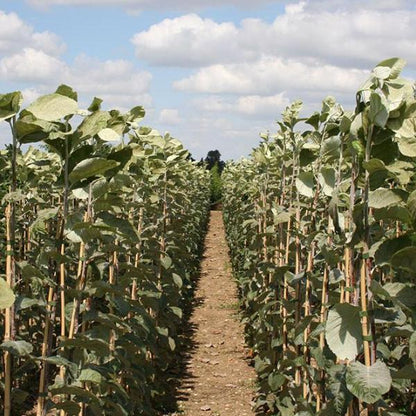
[172,210,256,416]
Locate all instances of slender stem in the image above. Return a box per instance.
[4,204,13,416]
[360,124,373,367]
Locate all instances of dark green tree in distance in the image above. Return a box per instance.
[203,149,225,205]
[204,149,225,173]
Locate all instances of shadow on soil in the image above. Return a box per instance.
[160,233,212,414]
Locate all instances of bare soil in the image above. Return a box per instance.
[170,210,256,416]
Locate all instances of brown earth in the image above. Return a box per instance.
[169,210,256,416]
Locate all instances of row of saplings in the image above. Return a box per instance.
[0,87,211,415]
[223,58,416,415]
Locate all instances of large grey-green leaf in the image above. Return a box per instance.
[296,171,314,198]
[391,247,416,274]
[77,110,111,140]
[0,340,33,356]
[78,368,103,384]
[368,188,405,209]
[374,235,412,267]
[15,118,53,143]
[397,135,416,157]
[374,57,406,80]
[0,91,23,121]
[369,92,389,128]
[327,364,352,415]
[318,167,336,197]
[69,158,119,183]
[320,136,341,161]
[410,332,416,364]
[346,360,392,404]
[0,278,15,309]
[98,127,121,142]
[362,158,386,174]
[30,208,59,233]
[384,282,416,308]
[325,303,362,361]
[27,93,78,121]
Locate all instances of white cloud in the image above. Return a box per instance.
[236,93,290,115]
[66,55,153,108]
[0,51,152,110]
[132,14,245,67]
[0,10,65,55]
[0,48,68,82]
[194,93,290,118]
[174,57,367,95]
[130,3,416,69]
[159,108,181,125]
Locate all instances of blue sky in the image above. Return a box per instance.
[0,0,415,160]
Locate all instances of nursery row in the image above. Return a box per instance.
[0,87,210,415]
[223,58,416,415]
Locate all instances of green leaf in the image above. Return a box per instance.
[160,256,172,270]
[362,158,386,174]
[77,111,111,140]
[88,97,103,112]
[407,190,416,226]
[168,336,176,351]
[274,211,292,225]
[1,340,33,356]
[410,332,416,364]
[52,401,81,416]
[128,105,145,122]
[55,84,78,101]
[0,278,15,309]
[30,208,59,233]
[325,303,362,361]
[318,167,336,197]
[346,360,392,404]
[268,372,286,390]
[14,118,52,143]
[78,368,103,384]
[320,136,341,161]
[384,283,416,308]
[69,158,119,183]
[0,91,23,121]
[374,236,412,266]
[172,273,183,288]
[391,247,416,273]
[327,364,352,415]
[15,296,46,311]
[98,127,121,142]
[392,364,416,379]
[369,92,389,128]
[374,57,406,80]
[373,206,411,224]
[169,306,183,319]
[397,136,416,157]
[368,188,405,209]
[27,93,78,121]
[296,171,314,198]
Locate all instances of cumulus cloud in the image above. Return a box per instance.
[0,51,152,110]
[130,3,416,69]
[0,48,68,82]
[132,14,244,67]
[194,93,290,118]
[0,10,65,55]
[65,55,153,108]
[174,57,367,95]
